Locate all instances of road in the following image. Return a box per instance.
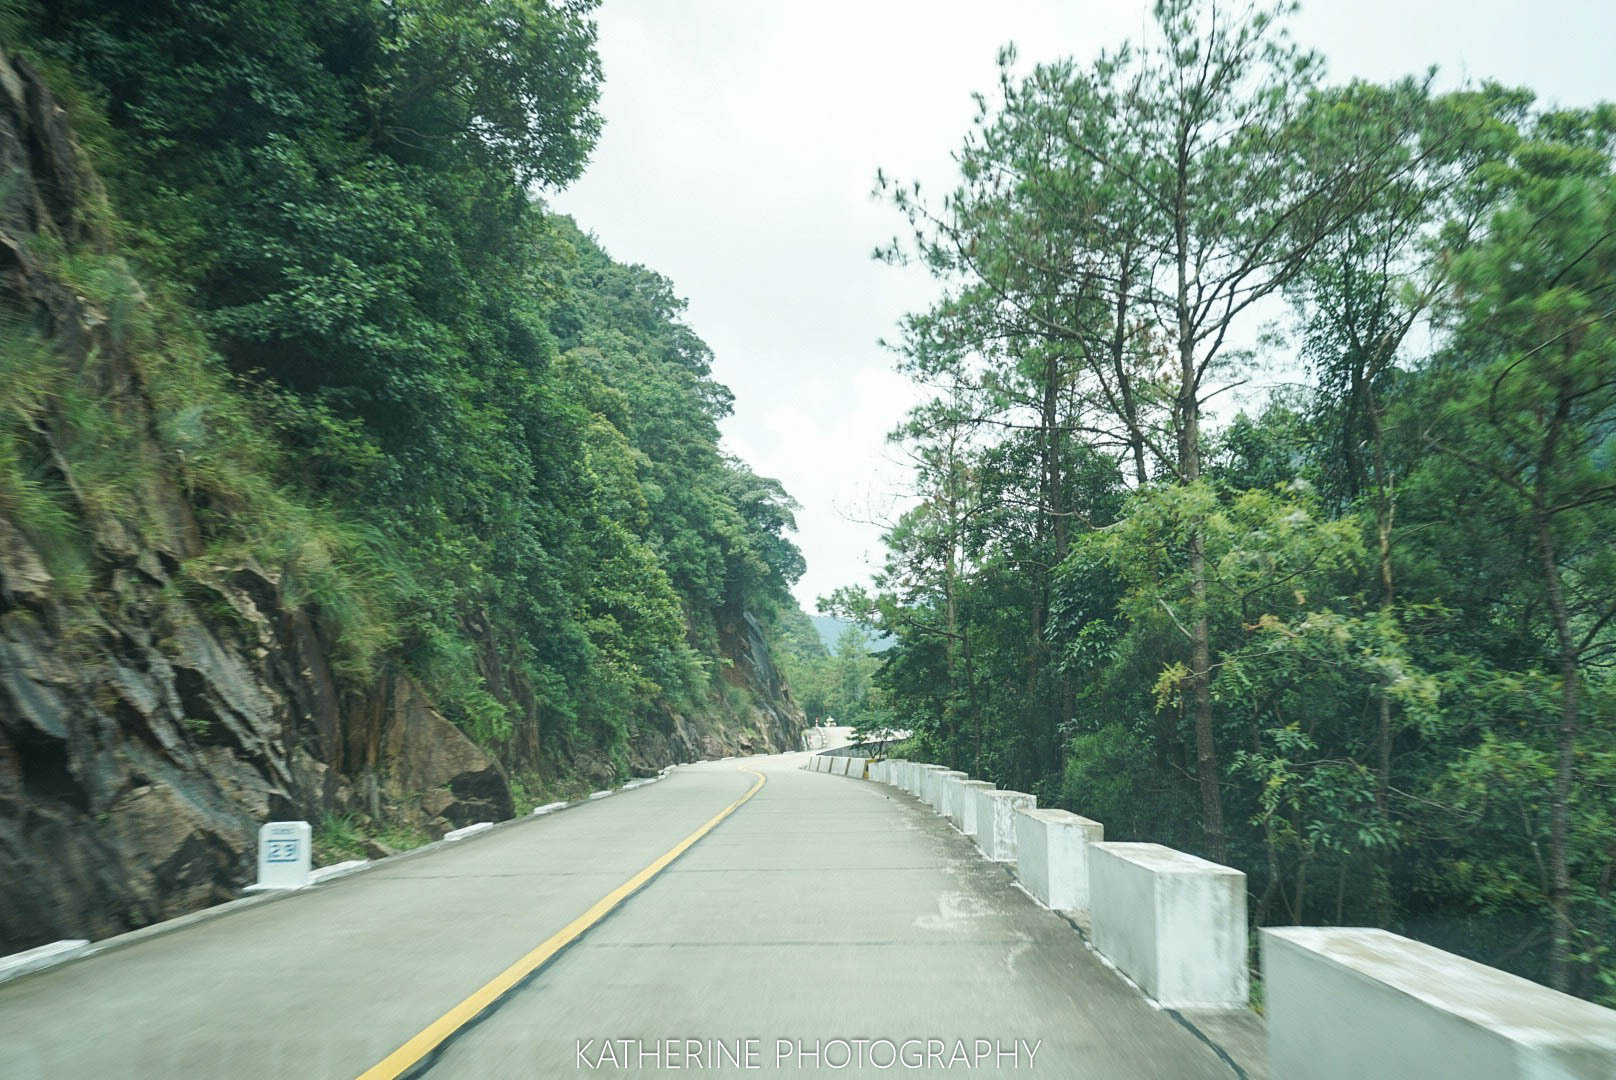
[0,753,1243,1078]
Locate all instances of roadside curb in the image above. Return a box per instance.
[0,764,681,989]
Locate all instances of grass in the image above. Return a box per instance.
[2,217,404,690]
[509,766,601,811]
[312,813,433,867]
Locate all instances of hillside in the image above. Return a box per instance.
[809,614,892,653]
[0,8,806,952]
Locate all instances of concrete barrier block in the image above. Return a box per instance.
[444,822,493,841]
[974,790,1035,860]
[968,785,1017,850]
[532,801,568,815]
[838,756,856,777]
[955,780,995,833]
[1089,842,1247,1008]
[916,764,946,804]
[1262,926,1616,1080]
[886,759,907,788]
[1014,809,1103,910]
[931,770,967,813]
[938,775,968,824]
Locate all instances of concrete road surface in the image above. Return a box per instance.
[0,753,1243,1078]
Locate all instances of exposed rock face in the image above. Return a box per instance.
[369,677,514,829]
[0,51,512,951]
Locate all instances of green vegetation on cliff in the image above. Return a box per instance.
[4,0,807,780]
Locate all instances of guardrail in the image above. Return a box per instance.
[801,750,1616,1076]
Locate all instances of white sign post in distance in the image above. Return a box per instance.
[249,821,313,891]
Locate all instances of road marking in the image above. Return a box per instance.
[355,768,767,1080]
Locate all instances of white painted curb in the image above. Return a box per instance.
[309,859,369,884]
[0,754,710,989]
[0,940,90,986]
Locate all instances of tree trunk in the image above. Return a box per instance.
[1537,509,1579,993]
[1176,150,1226,862]
[1365,351,1397,925]
[1110,255,1149,486]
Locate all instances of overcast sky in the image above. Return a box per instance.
[551,0,1616,611]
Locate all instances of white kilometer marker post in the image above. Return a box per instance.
[248,821,312,891]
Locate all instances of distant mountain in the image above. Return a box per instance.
[810,614,894,653]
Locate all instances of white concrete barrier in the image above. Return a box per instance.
[886,759,907,788]
[938,775,972,826]
[532,801,568,815]
[916,764,946,804]
[247,821,312,891]
[931,770,967,812]
[444,821,493,841]
[974,790,1035,861]
[870,759,887,784]
[587,789,613,800]
[1262,927,1616,1080]
[955,780,995,833]
[1014,809,1103,910]
[837,756,855,776]
[1088,842,1247,1008]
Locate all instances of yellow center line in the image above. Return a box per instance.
[355,767,767,1080]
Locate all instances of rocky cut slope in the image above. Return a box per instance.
[0,51,803,953]
[0,48,516,952]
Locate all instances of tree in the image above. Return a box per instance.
[1421,121,1616,988]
